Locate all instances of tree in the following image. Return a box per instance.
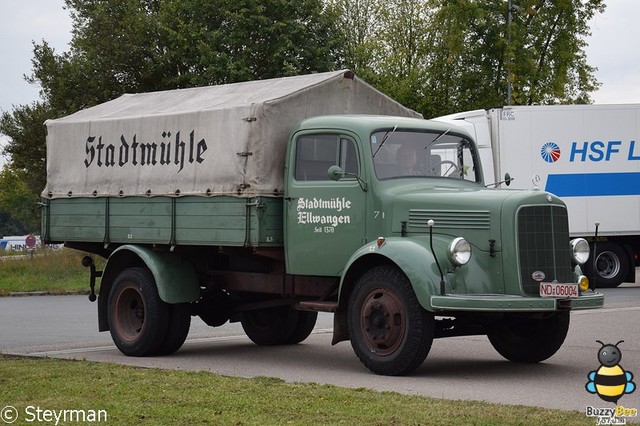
[157,0,343,86]
[423,1,507,116]
[329,0,436,114]
[0,102,51,199]
[26,0,342,114]
[326,0,384,76]
[331,0,605,117]
[1,0,606,229]
[0,209,29,237]
[1,0,344,228]
[509,0,604,105]
[0,165,39,232]
[427,0,604,113]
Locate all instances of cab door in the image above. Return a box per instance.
[284,132,366,276]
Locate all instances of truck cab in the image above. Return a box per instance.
[284,115,603,375]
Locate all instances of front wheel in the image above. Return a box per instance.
[487,312,569,363]
[348,265,434,376]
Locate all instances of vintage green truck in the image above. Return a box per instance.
[41,70,603,375]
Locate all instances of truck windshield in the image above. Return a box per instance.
[371,129,480,182]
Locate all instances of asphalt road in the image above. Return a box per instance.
[1,281,639,414]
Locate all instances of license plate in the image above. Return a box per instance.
[539,282,579,298]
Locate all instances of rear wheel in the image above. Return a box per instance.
[584,242,629,288]
[487,312,569,363]
[241,306,299,346]
[108,267,170,356]
[348,265,433,376]
[157,303,191,355]
[286,311,318,344]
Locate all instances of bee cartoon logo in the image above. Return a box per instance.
[586,340,636,403]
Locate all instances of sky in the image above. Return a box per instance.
[1,1,639,168]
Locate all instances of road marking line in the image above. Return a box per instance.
[572,306,640,315]
[27,346,116,356]
[24,327,334,356]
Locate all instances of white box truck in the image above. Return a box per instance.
[435,105,640,287]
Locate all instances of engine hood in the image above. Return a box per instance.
[386,182,564,253]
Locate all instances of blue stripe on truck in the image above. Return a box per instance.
[545,172,640,197]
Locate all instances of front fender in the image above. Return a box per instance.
[339,236,454,312]
[98,245,200,331]
[331,236,451,345]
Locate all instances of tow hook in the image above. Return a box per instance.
[81,256,102,302]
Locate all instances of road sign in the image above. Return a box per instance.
[25,234,37,248]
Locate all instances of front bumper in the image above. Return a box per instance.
[430,291,604,312]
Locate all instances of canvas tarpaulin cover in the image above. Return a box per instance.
[43,70,421,199]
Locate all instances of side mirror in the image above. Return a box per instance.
[504,173,513,187]
[327,165,368,191]
[328,165,344,181]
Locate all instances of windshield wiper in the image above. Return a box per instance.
[423,128,451,150]
[372,125,398,158]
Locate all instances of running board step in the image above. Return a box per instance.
[295,301,338,312]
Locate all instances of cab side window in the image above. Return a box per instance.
[295,135,359,181]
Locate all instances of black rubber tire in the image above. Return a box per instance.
[347,265,434,376]
[286,311,318,344]
[487,311,570,363]
[107,267,170,356]
[241,306,299,346]
[157,303,191,355]
[584,242,629,288]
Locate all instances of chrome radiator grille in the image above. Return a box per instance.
[517,205,572,295]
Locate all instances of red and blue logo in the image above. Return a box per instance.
[541,142,561,163]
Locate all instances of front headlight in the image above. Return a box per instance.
[448,237,471,266]
[570,238,590,265]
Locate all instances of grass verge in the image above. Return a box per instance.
[0,249,101,296]
[0,355,593,426]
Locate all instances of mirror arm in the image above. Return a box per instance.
[485,173,513,188]
[327,165,367,191]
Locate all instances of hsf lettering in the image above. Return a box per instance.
[570,140,640,162]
